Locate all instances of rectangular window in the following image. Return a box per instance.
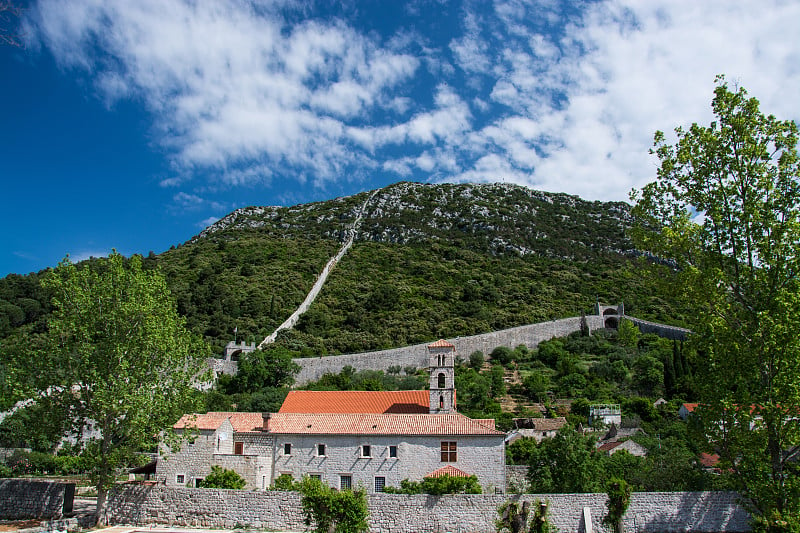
[176,474,185,484]
[441,441,457,462]
[284,442,291,455]
[389,445,398,458]
[361,445,371,457]
[194,478,203,488]
[317,443,326,456]
[234,442,244,455]
[310,474,322,481]
[340,475,352,490]
[374,476,386,493]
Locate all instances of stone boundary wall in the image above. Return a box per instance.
[292,316,605,385]
[626,317,691,341]
[104,485,750,533]
[0,479,75,520]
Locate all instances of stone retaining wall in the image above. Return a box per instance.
[0,479,75,520]
[104,485,750,532]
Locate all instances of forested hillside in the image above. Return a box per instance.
[0,181,686,359]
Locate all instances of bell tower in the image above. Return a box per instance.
[428,339,456,414]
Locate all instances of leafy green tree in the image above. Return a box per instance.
[617,319,640,349]
[469,350,485,370]
[632,76,800,522]
[299,476,369,533]
[233,345,300,392]
[527,427,601,493]
[28,253,210,520]
[199,465,246,489]
[603,478,632,533]
[522,372,551,403]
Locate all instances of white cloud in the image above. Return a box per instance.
[453,0,800,200]
[28,0,800,204]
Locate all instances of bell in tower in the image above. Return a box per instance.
[427,339,456,413]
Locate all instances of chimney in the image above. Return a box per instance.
[262,413,271,432]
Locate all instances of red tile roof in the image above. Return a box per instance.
[279,390,429,414]
[174,411,502,436]
[426,465,471,478]
[682,403,699,413]
[597,441,623,452]
[428,339,455,348]
[174,412,264,432]
[699,452,720,468]
[265,412,503,436]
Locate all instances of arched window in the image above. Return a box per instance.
[439,395,444,409]
[438,372,446,388]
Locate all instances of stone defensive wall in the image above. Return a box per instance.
[104,484,750,532]
[625,317,691,341]
[293,316,605,385]
[0,479,75,520]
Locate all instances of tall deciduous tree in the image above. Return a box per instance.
[631,76,800,524]
[37,253,210,520]
[0,1,22,47]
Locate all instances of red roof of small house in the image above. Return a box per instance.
[428,339,455,348]
[279,390,429,414]
[682,403,699,413]
[597,441,623,453]
[699,452,720,468]
[261,412,502,436]
[426,465,471,478]
[174,412,264,432]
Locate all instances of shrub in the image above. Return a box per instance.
[384,473,482,495]
[199,466,246,489]
[299,476,369,533]
[271,473,300,491]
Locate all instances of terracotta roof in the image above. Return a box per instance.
[264,412,503,436]
[682,403,699,413]
[597,441,623,452]
[428,339,455,348]
[279,390,429,414]
[174,412,263,432]
[699,452,720,468]
[426,465,471,478]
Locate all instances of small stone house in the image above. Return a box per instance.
[596,439,647,457]
[504,417,567,444]
[156,340,506,493]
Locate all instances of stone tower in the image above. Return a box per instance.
[428,339,456,414]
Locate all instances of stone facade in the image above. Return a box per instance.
[0,479,75,520]
[156,418,275,490]
[103,485,751,533]
[273,433,506,494]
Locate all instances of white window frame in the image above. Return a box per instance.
[374,476,386,493]
[361,444,371,458]
[317,443,327,457]
[340,474,352,490]
[284,442,292,455]
[388,445,398,458]
[176,473,186,484]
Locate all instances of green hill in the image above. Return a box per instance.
[0,181,684,357]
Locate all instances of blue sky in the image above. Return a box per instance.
[1,0,799,277]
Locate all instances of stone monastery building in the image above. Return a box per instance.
[156,340,506,493]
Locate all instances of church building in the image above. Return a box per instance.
[155,340,506,493]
